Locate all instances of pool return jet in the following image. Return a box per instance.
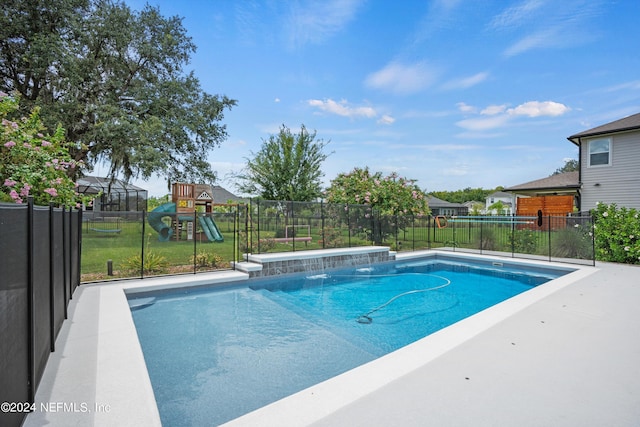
[356,274,452,324]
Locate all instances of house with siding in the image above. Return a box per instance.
[485,191,515,215]
[504,172,580,214]
[427,196,468,216]
[568,112,640,212]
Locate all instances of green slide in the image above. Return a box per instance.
[198,215,224,242]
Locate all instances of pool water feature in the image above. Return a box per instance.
[128,255,573,426]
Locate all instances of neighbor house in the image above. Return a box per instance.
[211,185,248,204]
[485,191,515,215]
[568,112,640,212]
[504,171,580,216]
[427,196,468,216]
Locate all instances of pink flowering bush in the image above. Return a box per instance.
[324,167,429,216]
[1,93,87,207]
[592,202,640,264]
[324,167,430,244]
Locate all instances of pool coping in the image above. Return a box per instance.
[25,250,603,426]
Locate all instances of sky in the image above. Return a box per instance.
[119,0,640,197]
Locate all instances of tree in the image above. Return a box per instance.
[1,93,87,206]
[487,200,506,215]
[324,167,429,216]
[236,124,330,201]
[430,187,494,204]
[552,159,579,175]
[0,0,236,184]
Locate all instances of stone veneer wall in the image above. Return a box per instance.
[241,248,394,278]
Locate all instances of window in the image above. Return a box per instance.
[588,138,611,167]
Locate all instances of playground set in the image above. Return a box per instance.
[148,183,224,242]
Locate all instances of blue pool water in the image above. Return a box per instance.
[129,255,571,426]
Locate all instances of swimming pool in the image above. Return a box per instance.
[128,253,574,426]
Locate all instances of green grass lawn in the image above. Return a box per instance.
[81,219,237,281]
[81,217,593,282]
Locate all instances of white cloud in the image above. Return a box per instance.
[456,100,570,133]
[274,98,280,103]
[493,1,605,57]
[602,79,640,93]
[423,143,478,151]
[442,166,471,176]
[456,102,477,113]
[489,0,546,30]
[481,104,508,115]
[307,98,377,118]
[377,115,395,125]
[456,115,511,131]
[508,101,570,117]
[286,0,364,48]
[503,28,561,57]
[365,61,439,95]
[442,72,489,90]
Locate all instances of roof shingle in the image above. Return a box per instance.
[568,112,640,144]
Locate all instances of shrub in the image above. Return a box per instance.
[551,226,593,260]
[1,93,88,207]
[192,251,224,269]
[238,231,276,253]
[476,227,499,250]
[510,229,538,254]
[122,252,168,275]
[320,225,344,248]
[592,203,640,264]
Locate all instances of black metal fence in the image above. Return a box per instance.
[81,208,239,282]
[79,200,595,282]
[0,199,81,427]
[243,200,595,265]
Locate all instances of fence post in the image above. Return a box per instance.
[394,213,398,250]
[245,202,250,260]
[193,210,197,274]
[76,206,83,292]
[233,204,240,270]
[548,215,552,262]
[412,215,415,251]
[291,201,295,252]
[66,206,72,299]
[511,214,515,258]
[62,204,68,319]
[427,215,431,249]
[27,196,35,403]
[140,210,146,279]
[255,199,260,254]
[347,204,351,247]
[479,217,484,254]
[49,203,56,352]
[591,215,596,266]
[321,200,326,249]
[452,216,457,252]
[371,208,376,246]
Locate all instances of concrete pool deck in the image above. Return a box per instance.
[24,252,640,426]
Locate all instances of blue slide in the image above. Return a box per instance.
[148,203,176,242]
[198,215,224,242]
[148,203,224,242]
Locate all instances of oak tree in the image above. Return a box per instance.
[0,0,236,184]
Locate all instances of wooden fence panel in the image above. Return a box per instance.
[516,195,574,230]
